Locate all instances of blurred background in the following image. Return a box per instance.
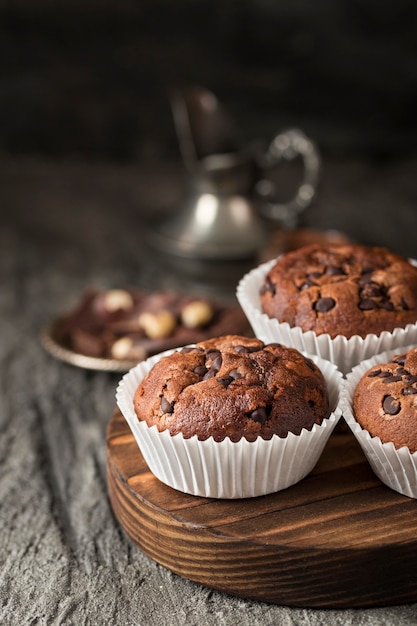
[2,0,417,281]
[2,0,417,162]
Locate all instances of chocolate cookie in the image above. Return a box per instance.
[353,347,417,452]
[133,335,330,442]
[59,288,250,362]
[260,244,417,339]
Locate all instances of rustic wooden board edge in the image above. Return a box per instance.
[106,409,417,609]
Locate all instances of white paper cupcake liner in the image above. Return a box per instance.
[116,348,343,499]
[236,259,417,375]
[341,344,417,499]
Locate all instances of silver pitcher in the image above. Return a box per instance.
[149,87,321,261]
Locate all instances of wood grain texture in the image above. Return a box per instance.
[107,409,417,609]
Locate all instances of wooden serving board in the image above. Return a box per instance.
[106,408,417,609]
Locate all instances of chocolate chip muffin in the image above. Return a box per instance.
[259,244,417,339]
[353,347,417,452]
[58,288,249,362]
[133,335,330,442]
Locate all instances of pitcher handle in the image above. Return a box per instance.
[255,128,321,227]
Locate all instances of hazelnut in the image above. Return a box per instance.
[111,336,133,359]
[181,300,213,328]
[111,336,146,361]
[103,289,134,312]
[138,309,177,339]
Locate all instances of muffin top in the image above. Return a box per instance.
[259,244,417,339]
[133,335,330,442]
[353,347,417,452]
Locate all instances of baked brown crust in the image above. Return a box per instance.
[133,335,330,442]
[353,347,417,452]
[260,244,417,339]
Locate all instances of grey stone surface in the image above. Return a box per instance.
[1,155,417,626]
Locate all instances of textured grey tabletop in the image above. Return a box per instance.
[1,155,417,626]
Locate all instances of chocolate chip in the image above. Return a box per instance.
[194,365,208,377]
[203,368,217,381]
[382,395,401,415]
[300,272,324,290]
[403,387,417,395]
[379,301,394,311]
[382,375,403,384]
[217,375,234,388]
[229,369,241,380]
[359,298,378,310]
[314,297,336,313]
[212,356,222,371]
[368,369,382,377]
[325,265,345,276]
[206,349,222,371]
[401,297,410,310]
[308,271,323,281]
[378,370,393,378]
[235,345,259,353]
[300,278,317,290]
[361,282,382,298]
[250,407,268,424]
[160,396,174,414]
[405,374,417,384]
[260,276,275,296]
[358,269,374,285]
[393,354,406,366]
[181,346,204,353]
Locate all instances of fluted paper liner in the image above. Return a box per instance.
[237,259,417,375]
[116,348,342,499]
[341,344,417,499]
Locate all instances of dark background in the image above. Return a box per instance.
[2,0,417,164]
